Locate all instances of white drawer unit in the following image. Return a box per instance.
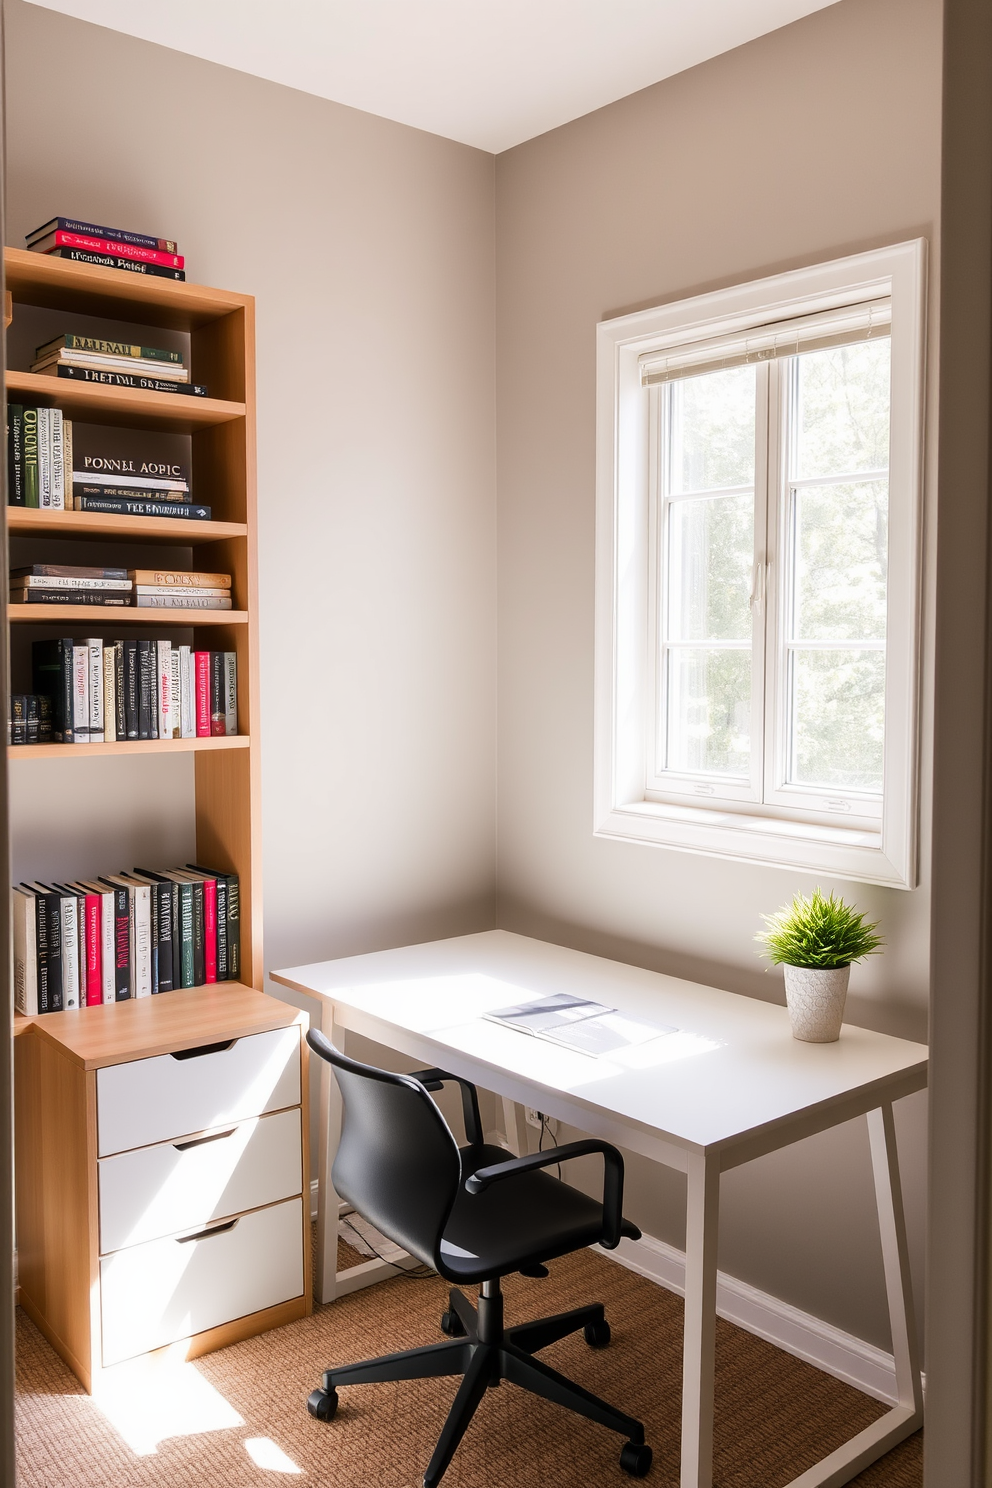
[98,1107,303,1254]
[101,1196,305,1367]
[96,1025,302,1157]
[14,988,311,1391]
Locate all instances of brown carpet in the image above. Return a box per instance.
[16,1243,921,1487]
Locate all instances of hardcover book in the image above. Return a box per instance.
[31,230,184,269]
[27,217,178,253]
[75,497,212,520]
[37,332,182,364]
[45,247,185,281]
[51,365,206,396]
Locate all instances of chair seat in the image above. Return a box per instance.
[438,1144,638,1282]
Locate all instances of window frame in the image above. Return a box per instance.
[594,241,926,887]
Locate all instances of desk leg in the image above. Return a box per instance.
[682,1151,719,1488]
[867,1104,924,1418]
[314,1001,342,1305]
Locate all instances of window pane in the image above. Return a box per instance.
[670,365,756,494]
[669,492,754,641]
[666,648,751,776]
[790,649,885,791]
[793,480,887,641]
[794,339,890,480]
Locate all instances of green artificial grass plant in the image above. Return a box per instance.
[755,888,883,969]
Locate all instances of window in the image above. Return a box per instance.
[594,243,926,885]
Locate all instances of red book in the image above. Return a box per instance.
[202,876,217,983]
[84,892,101,1006]
[195,651,211,736]
[39,229,184,268]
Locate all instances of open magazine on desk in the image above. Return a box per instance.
[483,992,676,1057]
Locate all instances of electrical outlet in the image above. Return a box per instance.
[525,1107,543,1129]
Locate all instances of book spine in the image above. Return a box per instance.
[72,645,89,743]
[7,405,24,506]
[210,652,225,735]
[22,407,39,508]
[155,883,174,993]
[50,409,64,509]
[169,647,182,740]
[136,596,229,610]
[190,880,205,985]
[37,408,52,507]
[103,645,117,743]
[203,878,217,984]
[109,885,130,999]
[75,485,190,504]
[24,695,39,745]
[10,590,131,606]
[47,247,185,281]
[9,696,26,746]
[76,463,188,489]
[48,230,184,267]
[32,637,74,743]
[12,890,37,1015]
[124,641,139,739]
[178,646,192,737]
[35,891,62,1013]
[214,875,229,982]
[138,640,155,739]
[178,882,194,988]
[37,352,189,382]
[100,892,115,1004]
[195,652,211,736]
[30,219,177,252]
[63,419,73,503]
[224,653,238,735]
[59,893,79,1010]
[132,886,151,997]
[131,569,230,588]
[84,894,101,1006]
[17,574,133,590]
[145,880,159,995]
[226,875,240,983]
[51,333,182,363]
[52,366,205,395]
[157,640,172,739]
[76,496,212,520]
[87,638,104,744]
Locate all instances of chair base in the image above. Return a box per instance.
[307,1280,652,1486]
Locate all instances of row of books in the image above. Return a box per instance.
[13,864,241,1015]
[30,332,207,398]
[11,564,233,610]
[8,438,213,520]
[31,639,238,742]
[9,695,51,745]
[27,215,186,282]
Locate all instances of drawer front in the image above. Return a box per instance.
[97,1026,301,1156]
[100,1195,304,1367]
[98,1107,303,1254]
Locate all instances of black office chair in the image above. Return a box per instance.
[305,1029,653,1486]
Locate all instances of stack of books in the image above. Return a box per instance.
[134,567,232,610]
[8,695,52,745]
[72,455,211,521]
[10,563,132,607]
[26,216,186,282]
[32,638,238,743]
[12,864,241,1013]
[7,405,71,508]
[32,332,206,398]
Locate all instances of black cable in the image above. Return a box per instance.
[539,1114,562,1178]
[340,1220,436,1281]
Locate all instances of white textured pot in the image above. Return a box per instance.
[783,964,851,1043]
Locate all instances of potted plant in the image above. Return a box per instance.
[755,888,883,1043]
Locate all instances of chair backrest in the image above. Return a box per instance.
[307,1029,462,1271]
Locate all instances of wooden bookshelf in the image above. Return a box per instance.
[5,247,262,988]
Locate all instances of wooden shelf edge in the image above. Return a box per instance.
[7,507,247,542]
[9,735,249,760]
[4,246,253,324]
[6,370,245,429]
[8,603,248,625]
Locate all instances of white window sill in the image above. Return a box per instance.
[594,798,912,888]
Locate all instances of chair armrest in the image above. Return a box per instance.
[410,1067,483,1148]
[464,1139,626,1249]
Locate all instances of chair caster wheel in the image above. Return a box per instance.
[307,1387,338,1422]
[619,1440,652,1477]
[440,1310,466,1337]
[584,1318,611,1348]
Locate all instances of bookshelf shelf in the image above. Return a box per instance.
[8,734,250,761]
[6,370,246,434]
[7,508,247,543]
[8,603,248,625]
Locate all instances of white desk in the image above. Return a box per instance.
[272,929,926,1488]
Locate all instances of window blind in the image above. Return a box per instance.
[638,298,891,387]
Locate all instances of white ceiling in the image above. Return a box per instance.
[25,0,840,153]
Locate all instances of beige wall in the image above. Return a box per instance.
[4,1,498,976]
[494,0,941,1347]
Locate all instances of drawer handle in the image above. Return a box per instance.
[176,1217,240,1244]
[171,1039,236,1061]
[173,1128,237,1152]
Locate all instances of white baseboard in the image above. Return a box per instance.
[598,1232,911,1407]
[310,1178,911,1406]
